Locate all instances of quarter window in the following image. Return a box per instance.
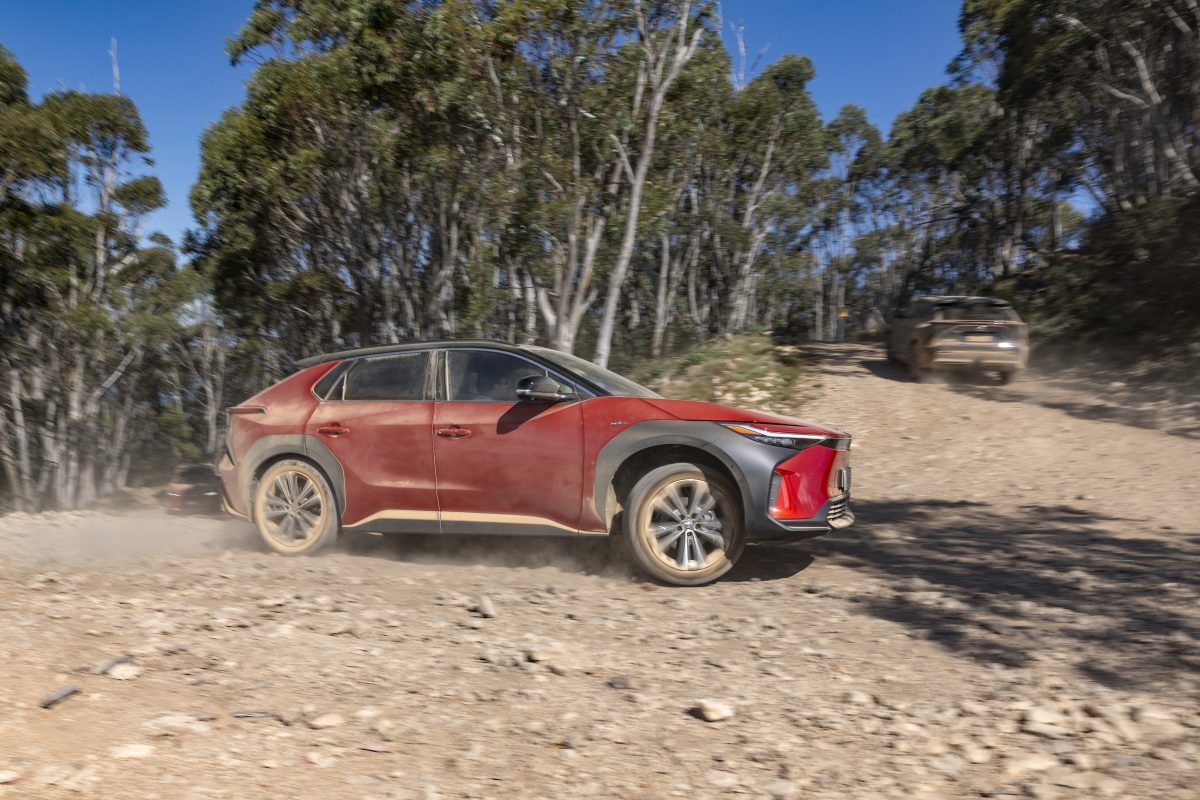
[343,352,429,401]
[446,350,547,403]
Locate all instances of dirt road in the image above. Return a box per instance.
[1,344,1197,799]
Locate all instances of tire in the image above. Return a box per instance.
[623,462,745,586]
[908,343,933,383]
[997,369,1019,385]
[253,459,340,556]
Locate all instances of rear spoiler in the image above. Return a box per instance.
[225,405,266,415]
[933,298,1012,308]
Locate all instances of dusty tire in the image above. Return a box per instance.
[907,343,931,382]
[253,459,339,556]
[624,463,744,586]
[997,369,1019,385]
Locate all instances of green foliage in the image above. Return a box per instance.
[0,44,212,511]
[633,334,807,412]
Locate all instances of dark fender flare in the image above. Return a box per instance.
[591,421,756,530]
[237,434,346,518]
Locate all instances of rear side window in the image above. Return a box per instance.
[446,350,546,402]
[343,352,430,401]
[312,361,351,400]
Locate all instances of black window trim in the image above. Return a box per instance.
[438,346,594,404]
[319,348,436,403]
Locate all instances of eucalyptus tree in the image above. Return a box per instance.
[720,54,827,333]
[0,46,194,509]
[591,0,709,368]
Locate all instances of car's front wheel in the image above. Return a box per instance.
[624,463,745,586]
[253,459,339,555]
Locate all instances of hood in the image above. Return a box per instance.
[642,398,847,437]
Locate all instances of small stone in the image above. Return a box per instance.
[304,751,335,768]
[607,676,638,690]
[145,713,210,736]
[39,685,81,709]
[1004,752,1060,776]
[928,753,965,775]
[93,656,132,675]
[475,596,496,618]
[844,690,875,705]
[705,770,740,788]
[307,713,345,730]
[767,780,800,799]
[108,663,142,681]
[693,700,735,722]
[962,745,992,764]
[524,643,563,663]
[1021,707,1069,738]
[110,743,154,759]
[0,771,20,785]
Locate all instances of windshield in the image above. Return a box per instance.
[528,347,661,398]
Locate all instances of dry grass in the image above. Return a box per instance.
[631,334,815,413]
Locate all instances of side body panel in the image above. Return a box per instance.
[305,400,438,529]
[219,363,333,517]
[432,400,584,533]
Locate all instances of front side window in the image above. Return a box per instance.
[343,352,429,401]
[446,350,546,403]
[529,347,659,398]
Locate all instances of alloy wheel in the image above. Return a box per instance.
[645,478,730,571]
[261,471,324,546]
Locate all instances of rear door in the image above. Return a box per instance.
[305,350,439,530]
[432,348,585,535]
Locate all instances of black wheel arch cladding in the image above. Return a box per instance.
[593,420,781,531]
[238,434,346,517]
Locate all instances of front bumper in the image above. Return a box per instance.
[747,493,854,541]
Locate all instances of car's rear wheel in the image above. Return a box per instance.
[907,342,932,382]
[997,369,1019,385]
[624,463,744,586]
[253,459,339,555]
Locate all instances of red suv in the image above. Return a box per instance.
[219,341,852,585]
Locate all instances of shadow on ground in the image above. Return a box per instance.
[947,382,1200,440]
[794,498,1200,690]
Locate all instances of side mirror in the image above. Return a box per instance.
[516,375,575,403]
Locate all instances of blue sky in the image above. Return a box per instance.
[3,1,963,245]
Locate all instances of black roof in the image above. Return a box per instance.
[295,339,528,368]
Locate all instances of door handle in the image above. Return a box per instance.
[436,426,470,439]
[318,424,350,437]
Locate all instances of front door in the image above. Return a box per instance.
[305,350,439,531]
[433,348,584,535]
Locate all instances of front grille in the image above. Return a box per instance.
[827,496,850,521]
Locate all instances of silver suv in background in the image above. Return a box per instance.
[887,296,1029,383]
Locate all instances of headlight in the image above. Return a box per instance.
[998,342,1016,349]
[721,423,827,451]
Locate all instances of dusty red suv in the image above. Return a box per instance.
[219,341,852,585]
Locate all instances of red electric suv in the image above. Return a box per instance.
[219,341,853,585]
